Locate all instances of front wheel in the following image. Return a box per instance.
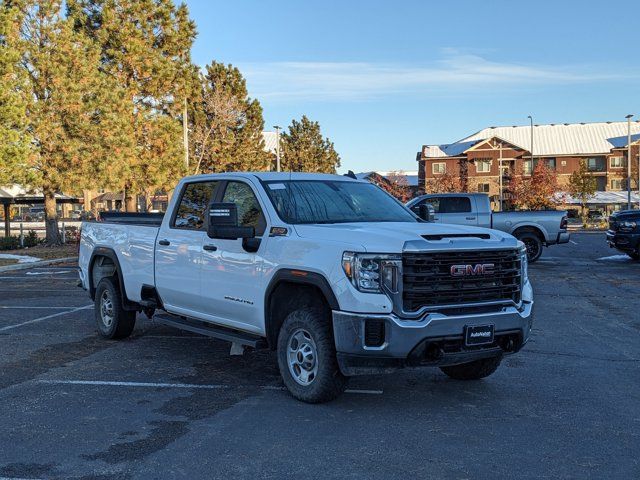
[440,356,502,380]
[627,245,640,261]
[277,308,347,403]
[517,232,543,263]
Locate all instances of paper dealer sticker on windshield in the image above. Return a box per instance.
[268,183,287,190]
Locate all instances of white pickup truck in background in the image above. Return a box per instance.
[407,193,569,262]
[79,173,533,403]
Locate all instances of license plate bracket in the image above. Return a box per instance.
[465,324,495,346]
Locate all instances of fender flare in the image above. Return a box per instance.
[510,222,549,242]
[264,269,340,313]
[88,247,138,311]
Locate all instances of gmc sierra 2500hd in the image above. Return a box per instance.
[79,173,534,403]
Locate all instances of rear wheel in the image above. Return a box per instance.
[440,356,502,380]
[627,247,640,261]
[95,277,136,339]
[517,232,543,263]
[277,308,347,403]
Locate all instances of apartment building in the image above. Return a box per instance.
[418,121,640,211]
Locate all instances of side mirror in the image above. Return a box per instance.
[207,202,255,240]
[419,203,436,222]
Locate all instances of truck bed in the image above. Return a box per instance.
[79,221,159,303]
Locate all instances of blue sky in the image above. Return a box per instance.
[185,0,640,173]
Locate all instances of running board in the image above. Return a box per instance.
[153,313,267,349]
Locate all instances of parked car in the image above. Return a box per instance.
[79,173,533,403]
[606,209,640,260]
[407,193,569,262]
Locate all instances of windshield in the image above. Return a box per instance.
[263,180,418,224]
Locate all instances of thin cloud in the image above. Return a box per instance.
[238,51,634,102]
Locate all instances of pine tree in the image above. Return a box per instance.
[69,0,197,210]
[0,3,31,186]
[2,0,129,245]
[281,116,340,173]
[189,62,271,174]
[568,159,596,224]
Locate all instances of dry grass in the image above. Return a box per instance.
[0,243,77,267]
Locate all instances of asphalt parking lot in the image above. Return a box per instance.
[1,232,639,480]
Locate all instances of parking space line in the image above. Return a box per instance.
[0,305,93,332]
[36,379,383,395]
[0,306,88,309]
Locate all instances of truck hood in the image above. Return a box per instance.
[293,222,520,253]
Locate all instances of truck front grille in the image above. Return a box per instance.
[402,249,522,312]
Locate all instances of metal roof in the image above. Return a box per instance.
[424,121,640,158]
[356,171,420,187]
[560,190,640,205]
[0,184,79,204]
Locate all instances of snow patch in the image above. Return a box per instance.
[0,253,42,263]
[596,255,635,262]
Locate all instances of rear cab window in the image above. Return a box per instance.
[172,181,218,230]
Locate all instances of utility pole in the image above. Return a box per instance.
[527,115,534,169]
[498,142,504,211]
[274,125,282,172]
[183,97,189,172]
[626,114,633,210]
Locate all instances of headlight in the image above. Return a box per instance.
[620,221,637,231]
[342,252,401,293]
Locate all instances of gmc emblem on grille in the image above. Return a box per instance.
[450,263,495,276]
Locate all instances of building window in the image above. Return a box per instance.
[610,179,623,190]
[587,157,606,172]
[477,183,490,193]
[610,156,626,168]
[476,159,491,173]
[561,160,567,167]
[523,160,532,175]
[432,162,446,174]
[544,158,556,169]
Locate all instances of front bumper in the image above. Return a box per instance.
[606,231,640,253]
[332,302,534,376]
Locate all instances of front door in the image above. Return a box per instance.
[199,180,269,334]
[155,181,218,316]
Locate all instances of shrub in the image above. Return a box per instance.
[0,236,20,250]
[24,230,40,248]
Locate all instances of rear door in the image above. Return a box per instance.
[198,179,269,333]
[155,181,218,315]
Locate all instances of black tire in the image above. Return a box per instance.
[277,308,347,403]
[95,277,136,339]
[627,246,640,261]
[440,356,502,380]
[517,232,543,263]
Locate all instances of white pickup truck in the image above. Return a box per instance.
[79,173,534,403]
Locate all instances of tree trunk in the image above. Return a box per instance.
[44,186,62,246]
[124,185,137,212]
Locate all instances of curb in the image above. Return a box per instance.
[0,256,78,273]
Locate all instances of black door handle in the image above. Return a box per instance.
[158,239,170,246]
[203,244,217,251]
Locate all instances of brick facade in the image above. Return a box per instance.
[419,137,640,209]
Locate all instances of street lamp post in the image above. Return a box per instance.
[273,125,282,172]
[626,114,633,210]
